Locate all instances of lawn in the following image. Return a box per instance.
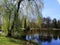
[0,35,26,45]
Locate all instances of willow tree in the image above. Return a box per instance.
[9,0,43,37]
[0,6,2,27]
[0,0,43,37]
[20,0,43,30]
[0,0,10,34]
[0,0,19,36]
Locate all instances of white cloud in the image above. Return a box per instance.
[57,0,60,5]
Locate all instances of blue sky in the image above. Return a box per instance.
[42,0,60,20]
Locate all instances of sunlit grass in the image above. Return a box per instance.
[0,35,25,45]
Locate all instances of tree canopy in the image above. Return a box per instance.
[0,0,43,37]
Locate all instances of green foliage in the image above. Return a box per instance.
[52,18,58,28]
[0,35,25,45]
[0,0,43,37]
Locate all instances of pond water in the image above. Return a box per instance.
[26,34,60,45]
[40,37,60,45]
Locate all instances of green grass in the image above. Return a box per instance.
[0,35,26,45]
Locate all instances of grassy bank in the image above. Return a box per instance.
[0,35,26,45]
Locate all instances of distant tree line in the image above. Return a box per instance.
[42,17,60,29]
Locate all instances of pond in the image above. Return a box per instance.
[26,34,60,45]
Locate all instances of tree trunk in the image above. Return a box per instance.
[7,0,22,37]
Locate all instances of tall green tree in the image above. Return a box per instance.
[0,0,43,37]
[57,20,60,28]
[52,18,58,28]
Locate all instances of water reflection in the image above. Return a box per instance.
[39,36,52,42]
[41,37,60,45]
[53,36,57,40]
[26,34,60,45]
[40,36,60,45]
